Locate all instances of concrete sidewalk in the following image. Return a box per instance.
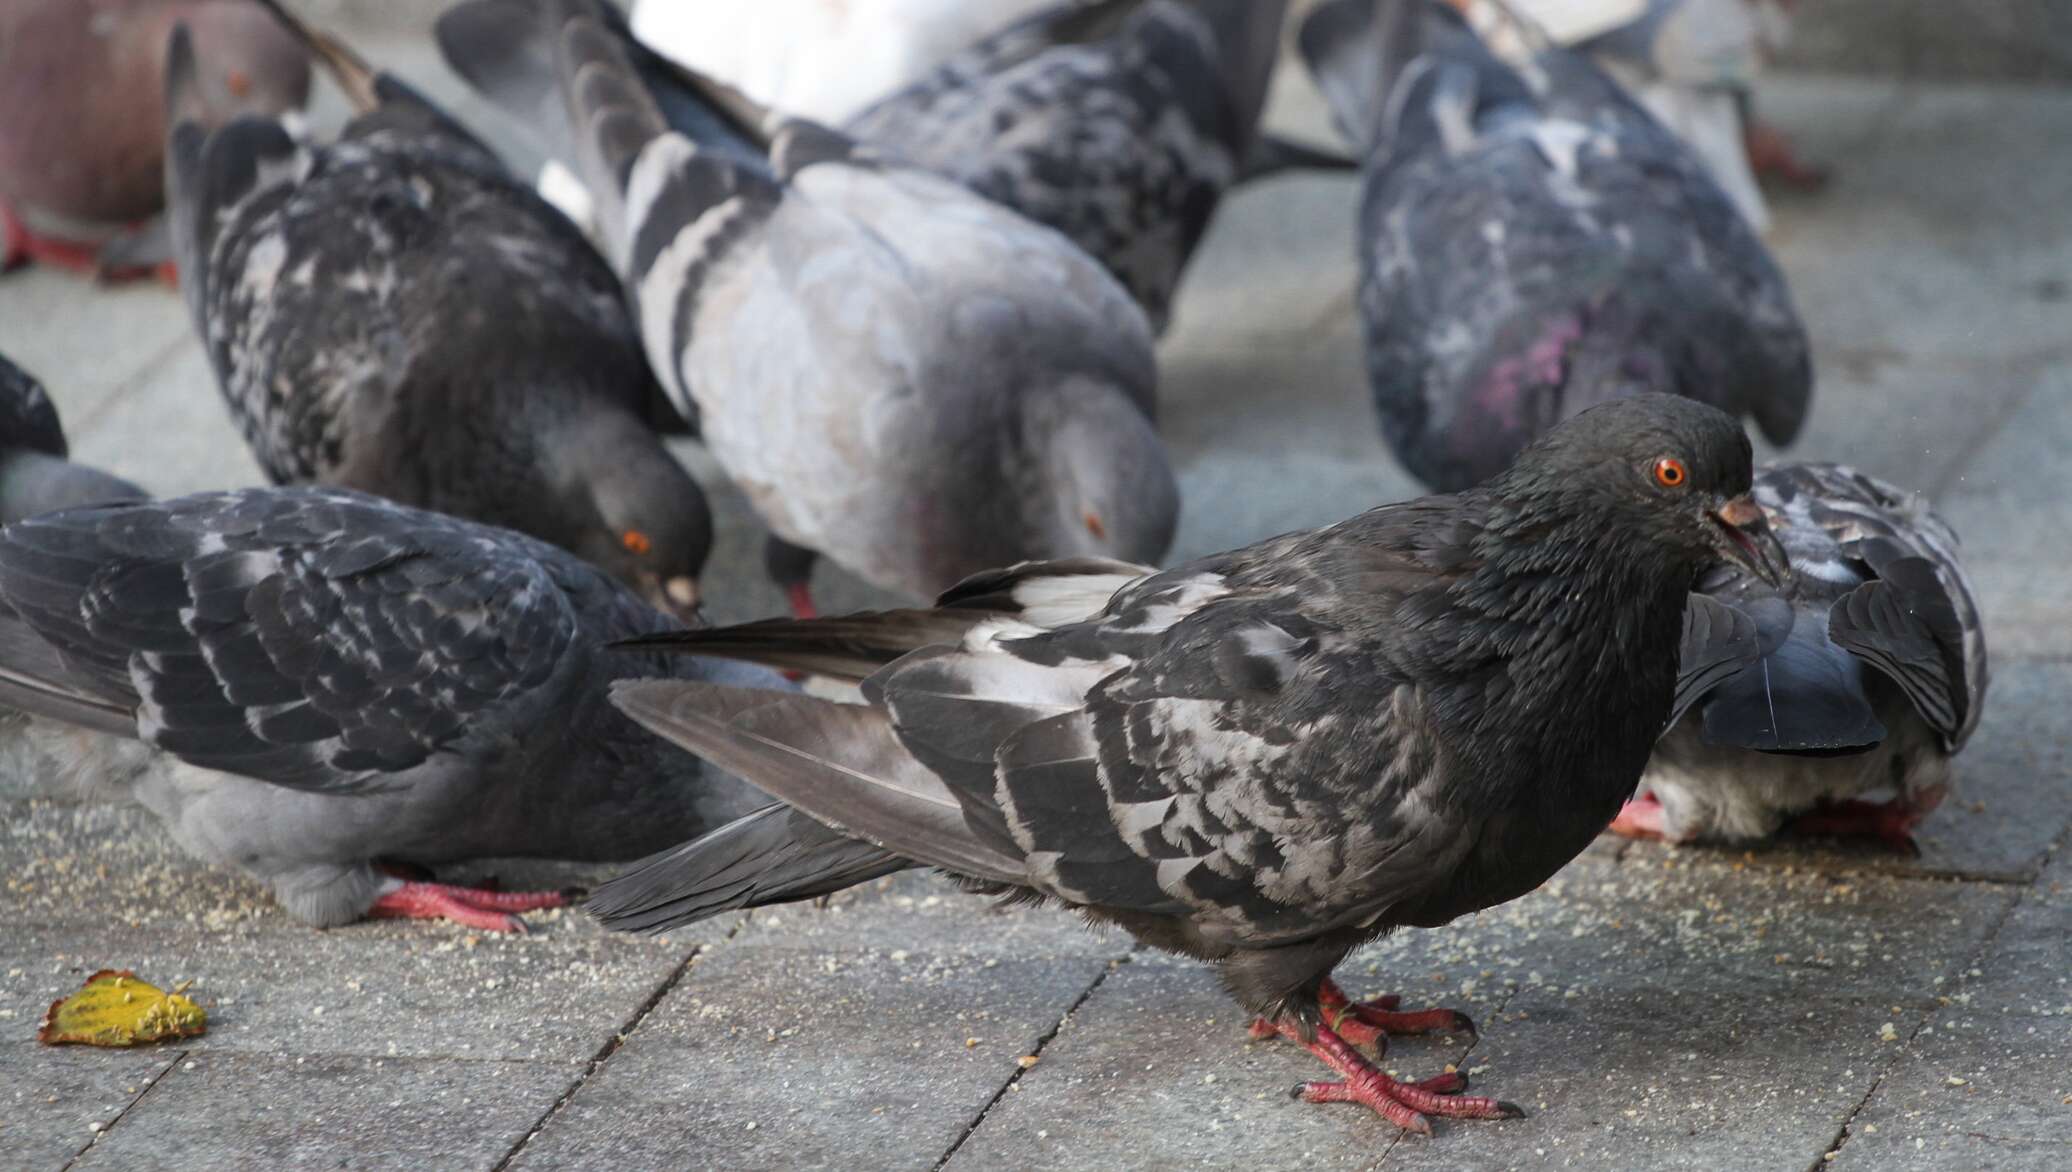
[2,22,2070,1172]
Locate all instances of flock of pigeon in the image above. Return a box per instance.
[0,0,1992,1139]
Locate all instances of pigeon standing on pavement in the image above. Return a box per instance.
[1,354,146,524]
[1299,0,1811,493]
[592,395,1787,1133]
[165,5,710,621]
[844,0,1341,332]
[0,487,785,931]
[0,0,309,281]
[1615,464,1989,848]
[439,0,1178,618]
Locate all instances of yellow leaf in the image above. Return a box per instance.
[37,970,206,1047]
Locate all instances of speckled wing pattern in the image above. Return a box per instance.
[0,489,591,794]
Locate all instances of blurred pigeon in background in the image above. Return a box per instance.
[439,0,1177,618]
[0,353,146,523]
[1300,0,1811,492]
[165,5,710,621]
[1616,463,1989,849]
[593,395,1785,1133]
[0,487,784,931]
[0,0,309,281]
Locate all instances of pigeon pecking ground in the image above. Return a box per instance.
[0,7,2068,1170]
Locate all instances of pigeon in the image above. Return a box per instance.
[0,0,308,281]
[1,353,146,524]
[1613,463,1988,848]
[1299,0,1811,493]
[0,487,785,931]
[843,0,1346,333]
[438,0,1178,618]
[591,394,1786,1133]
[165,4,709,622]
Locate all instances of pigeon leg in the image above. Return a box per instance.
[1,201,104,276]
[367,879,574,932]
[1744,118,1830,190]
[1248,980,1474,1049]
[763,535,820,620]
[1269,1020,1524,1135]
[1784,794,1936,853]
[1606,791,1687,841]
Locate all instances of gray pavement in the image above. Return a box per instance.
[2,12,2070,1170]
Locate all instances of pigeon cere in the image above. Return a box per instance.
[0,2,2063,1170]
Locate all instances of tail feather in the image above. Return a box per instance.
[0,613,134,738]
[1299,0,1426,148]
[587,804,909,933]
[614,609,988,684]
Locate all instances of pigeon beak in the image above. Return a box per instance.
[1705,495,1788,588]
[645,576,704,626]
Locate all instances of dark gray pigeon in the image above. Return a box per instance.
[164,5,710,622]
[592,394,1785,1133]
[1615,463,1988,849]
[844,0,1343,332]
[0,354,146,524]
[1299,0,1810,492]
[0,487,784,931]
[437,0,1177,618]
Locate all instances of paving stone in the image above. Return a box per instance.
[1940,366,2072,658]
[1959,850,2072,1019]
[0,274,194,430]
[1828,1012,2072,1171]
[1778,0,2072,83]
[0,1042,182,1172]
[64,344,265,500]
[68,1052,571,1172]
[506,925,1121,1172]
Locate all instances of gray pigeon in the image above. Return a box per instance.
[593,395,1785,1133]
[437,0,1177,619]
[0,354,146,524]
[0,487,784,931]
[0,0,308,281]
[844,0,1341,332]
[1615,463,1988,848]
[165,5,710,622]
[1299,0,1810,492]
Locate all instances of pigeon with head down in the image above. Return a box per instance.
[165,4,709,623]
[1299,0,1809,492]
[592,395,1785,1135]
[1616,463,1988,850]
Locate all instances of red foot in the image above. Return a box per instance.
[1784,796,1932,854]
[1607,791,1692,842]
[1745,120,1830,190]
[1268,1020,1524,1135]
[367,880,573,932]
[785,582,818,621]
[0,202,178,285]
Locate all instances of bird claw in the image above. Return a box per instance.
[1281,1022,1523,1134]
[367,880,574,932]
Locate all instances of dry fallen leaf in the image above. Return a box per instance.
[37,970,206,1047]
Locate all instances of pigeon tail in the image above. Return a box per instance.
[1699,615,1889,755]
[0,612,134,737]
[1299,0,1441,149]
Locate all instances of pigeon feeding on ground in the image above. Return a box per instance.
[0,0,308,281]
[1,354,146,524]
[0,487,784,931]
[1299,0,1811,493]
[1615,463,1988,849]
[845,0,1349,332]
[439,0,1177,619]
[164,5,708,621]
[592,395,1786,1133]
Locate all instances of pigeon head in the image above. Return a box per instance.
[1489,393,1787,589]
[557,414,713,624]
[1023,375,1179,568]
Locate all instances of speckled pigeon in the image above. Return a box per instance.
[1615,463,1988,849]
[0,487,784,931]
[591,395,1786,1133]
[0,354,146,524]
[844,0,1346,332]
[165,5,709,622]
[1299,0,1810,492]
[437,0,1177,619]
[0,0,308,281]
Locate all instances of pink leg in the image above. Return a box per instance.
[1,202,177,284]
[367,880,574,932]
[1606,791,1693,842]
[1745,120,1831,190]
[1784,791,1941,853]
[785,582,818,621]
[1274,1021,1524,1135]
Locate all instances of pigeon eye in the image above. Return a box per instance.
[1652,458,1688,489]
[621,529,653,555]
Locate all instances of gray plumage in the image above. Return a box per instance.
[1299,0,1809,492]
[164,8,709,621]
[842,0,1299,331]
[437,0,1178,604]
[591,394,1785,1123]
[0,353,145,524]
[1642,463,1989,842]
[0,487,784,927]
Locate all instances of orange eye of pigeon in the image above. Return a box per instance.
[1652,457,1688,489]
[621,530,652,555]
